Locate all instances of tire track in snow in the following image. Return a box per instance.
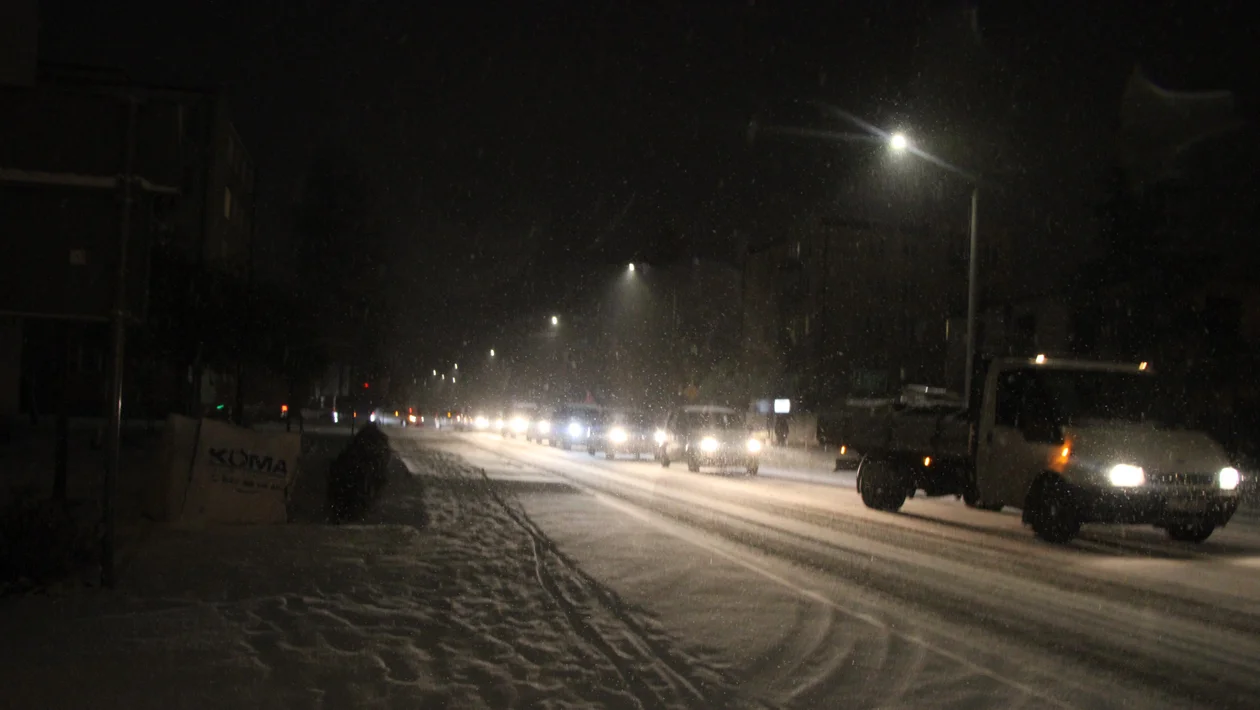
[394,440,768,710]
[476,465,770,710]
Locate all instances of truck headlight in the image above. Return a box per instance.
[1219,466,1241,491]
[568,421,584,437]
[609,427,628,444]
[537,420,551,434]
[700,437,719,453]
[746,438,762,454]
[1108,464,1145,487]
[654,429,667,445]
[510,417,528,433]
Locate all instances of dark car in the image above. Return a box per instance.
[658,405,761,475]
[587,408,655,460]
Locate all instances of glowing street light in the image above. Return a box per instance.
[628,262,635,272]
[550,315,559,326]
[889,132,908,152]
[454,363,458,370]
[432,369,437,376]
[489,348,495,357]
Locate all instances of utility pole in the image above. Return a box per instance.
[962,186,980,407]
[102,95,139,589]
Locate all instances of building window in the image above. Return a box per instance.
[224,187,232,219]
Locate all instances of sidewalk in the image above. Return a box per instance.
[0,432,752,710]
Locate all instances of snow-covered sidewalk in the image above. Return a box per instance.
[0,438,754,709]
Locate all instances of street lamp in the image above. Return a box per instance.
[756,102,984,405]
[432,369,437,376]
[490,348,495,357]
[454,363,458,370]
[551,315,559,326]
[628,262,635,272]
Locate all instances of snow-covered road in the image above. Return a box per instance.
[422,430,1260,710]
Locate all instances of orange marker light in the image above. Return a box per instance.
[923,456,932,467]
[839,445,847,455]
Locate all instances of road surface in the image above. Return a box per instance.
[399,429,1260,710]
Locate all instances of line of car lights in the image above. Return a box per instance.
[477,414,762,454]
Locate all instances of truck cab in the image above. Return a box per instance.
[853,356,1242,543]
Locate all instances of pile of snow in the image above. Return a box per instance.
[0,437,757,709]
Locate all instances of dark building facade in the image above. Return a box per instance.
[0,57,256,420]
[743,214,969,410]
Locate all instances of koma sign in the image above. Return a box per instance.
[207,447,290,477]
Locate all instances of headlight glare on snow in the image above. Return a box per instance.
[700,437,719,453]
[1108,463,1145,487]
[609,427,628,444]
[1219,466,1241,491]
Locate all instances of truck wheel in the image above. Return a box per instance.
[857,457,906,512]
[1166,523,1215,543]
[1027,477,1080,543]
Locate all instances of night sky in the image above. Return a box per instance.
[35,0,1257,353]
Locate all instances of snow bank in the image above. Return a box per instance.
[0,436,757,709]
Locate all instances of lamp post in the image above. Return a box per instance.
[888,131,981,401]
[756,110,984,406]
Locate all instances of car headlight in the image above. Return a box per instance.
[495,418,504,429]
[700,437,719,453]
[746,438,762,454]
[609,427,628,444]
[474,416,489,429]
[408,414,418,423]
[1108,464,1145,487]
[369,412,377,423]
[511,417,528,433]
[654,429,667,445]
[1219,466,1241,491]
[568,421,584,437]
[537,420,551,433]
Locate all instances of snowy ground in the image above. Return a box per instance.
[422,430,1260,710]
[0,432,756,709]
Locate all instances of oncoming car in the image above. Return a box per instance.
[658,405,761,475]
[588,408,655,459]
[550,403,603,450]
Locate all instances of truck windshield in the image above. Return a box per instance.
[1031,369,1170,426]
